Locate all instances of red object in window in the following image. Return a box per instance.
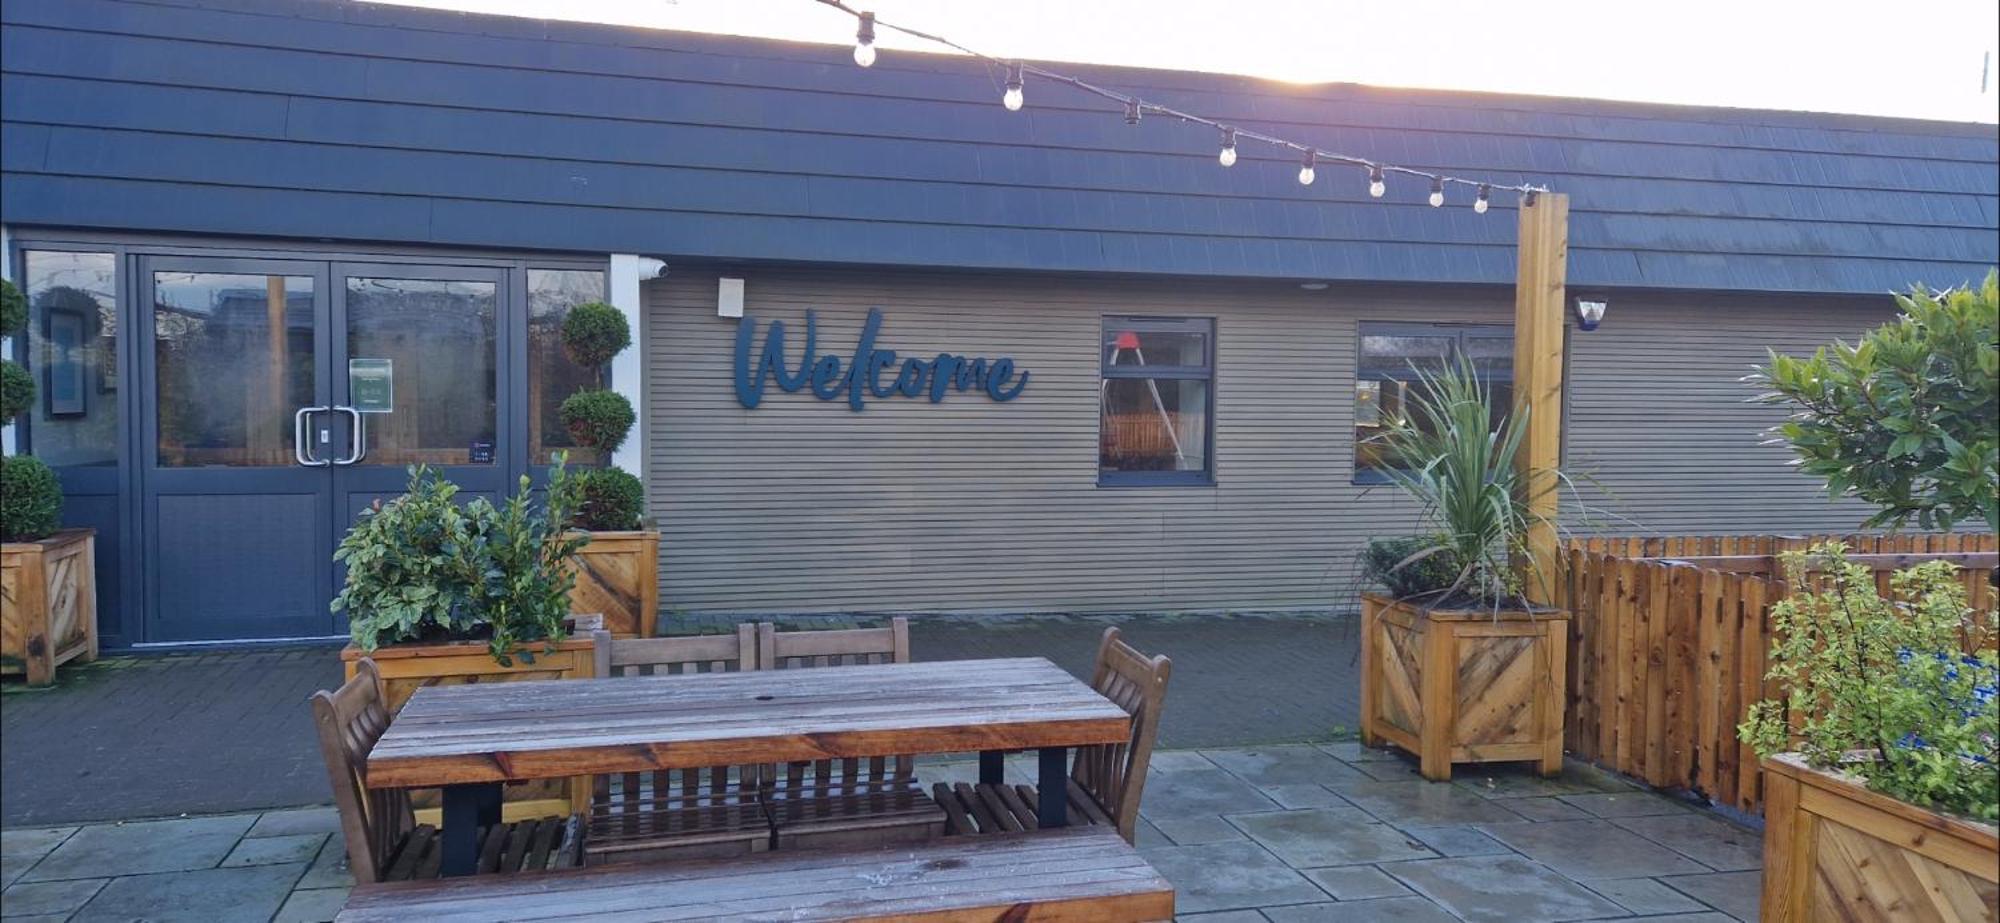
[1112,331,1141,350]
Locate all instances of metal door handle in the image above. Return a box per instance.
[294,406,332,467]
[332,406,366,466]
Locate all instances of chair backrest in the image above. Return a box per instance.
[591,626,760,815]
[757,618,912,790]
[1071,627,1171,845]
[311,658,412,885]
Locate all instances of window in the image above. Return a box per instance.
[22,251,120,467]
[1354,322,1513,480]
[1099,317,1213,486]
[527,268,609,465]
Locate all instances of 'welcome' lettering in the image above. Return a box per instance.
[735,308,1028,411]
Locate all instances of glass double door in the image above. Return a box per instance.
[141,258,510,642]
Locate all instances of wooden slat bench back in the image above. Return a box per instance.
[334,825,1173,922]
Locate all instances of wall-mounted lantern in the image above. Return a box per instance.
[1573,299,1607,331]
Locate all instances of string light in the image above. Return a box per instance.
[852,11,876,67]
[813,0,1548,212]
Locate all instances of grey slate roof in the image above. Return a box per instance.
[2,0,1995,294]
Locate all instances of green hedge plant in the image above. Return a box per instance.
[560,389,635,457]
[1750,271,1998,534]
[0,279,25,336]
[1360,536,1463,601]
[1,455,63,543]
[1,359,33,422]
[335,461,585,665]
[1739,545,1998,823]
[560,301,630,371]
[572,466,645,532]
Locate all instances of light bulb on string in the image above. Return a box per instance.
[1474,184,1491,214]
[1218,128,1237,167]
[1298,150,1316,186]
[1124,100,1142,125]
[1367,165,1385,198]
[853,12,877,67]
[1428,177,1445,208]
[1002,63,1024,111]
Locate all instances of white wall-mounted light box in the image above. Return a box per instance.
[718,277,745,318]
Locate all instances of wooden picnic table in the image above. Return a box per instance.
[365,657,1134,876]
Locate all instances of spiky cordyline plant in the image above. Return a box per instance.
[1368,354,1565,611]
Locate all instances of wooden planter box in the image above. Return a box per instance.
[341,634,597,822]
[565,529,659,638]
[1359,592,1569,781]
[1,529,98,686]
[1761,754,1998,922]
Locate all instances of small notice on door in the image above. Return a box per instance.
[349,359,394,413]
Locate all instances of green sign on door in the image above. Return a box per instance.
[349,359,394,413]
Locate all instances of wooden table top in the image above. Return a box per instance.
[366,657,1132,789]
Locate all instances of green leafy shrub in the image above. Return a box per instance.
[1,359,33,421]
[560,389,635,455]
[571,466,645,532]
[335,461,585,665]
[0,279,25,336]
[1367,355,1567,607]
[1,455,63,542]
[1739,545,1998,822]
[560,301,630,370]
[1360,536,1463,600]
[1750,271,1998,533]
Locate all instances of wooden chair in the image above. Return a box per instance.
[756,617,947,848]
[933,627,1170,844]
[311,658,582,883]
[584,626,771,863]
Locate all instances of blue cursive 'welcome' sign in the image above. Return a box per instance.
[735,308,1029,411]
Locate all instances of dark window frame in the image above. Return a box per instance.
[1353,321,1513,485]
[1098,315,1216,488]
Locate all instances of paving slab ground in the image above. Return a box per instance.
[1,745,1763,923]
[1,612,1359,826]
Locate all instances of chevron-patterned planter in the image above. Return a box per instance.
[1358,593,1569,782]
[1760,754,1997,922]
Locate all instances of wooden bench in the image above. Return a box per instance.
[335,826,1172,922]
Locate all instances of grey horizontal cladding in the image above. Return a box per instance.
[13,123,1992,267]
[1565,293,1895,537]
[12,74,1989,233]
[11,0,1995,165]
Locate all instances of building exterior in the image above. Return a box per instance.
[2,0,1995,646]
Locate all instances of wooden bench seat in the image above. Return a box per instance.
[336,826,1173,922]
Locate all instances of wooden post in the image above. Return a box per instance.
[1512,192,1569,605]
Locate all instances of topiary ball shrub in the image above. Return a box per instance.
[1360,536,1463,601]
[0,279,25,337]
[561,301,631,370]
[1,359,34,421]
[0,455,63,543]
[560,389,635,455]
[570,466,645,532]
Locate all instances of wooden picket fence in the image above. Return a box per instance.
[1562,533,1997,815]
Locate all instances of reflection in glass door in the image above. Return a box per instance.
[141,260,335,642]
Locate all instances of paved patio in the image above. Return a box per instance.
[1,612,1360,826]
[0,744,1762,922]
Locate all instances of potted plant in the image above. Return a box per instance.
[333,461,596,820]
[1741,546,1997,922]
[555,300,657,638]
[1356,356,1570,781]
[1,278,98,686]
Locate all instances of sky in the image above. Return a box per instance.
[379,0,2000,123]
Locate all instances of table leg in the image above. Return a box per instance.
[1038,747,1067,828]
[441,782,502,877]
[979,750,1006,786]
